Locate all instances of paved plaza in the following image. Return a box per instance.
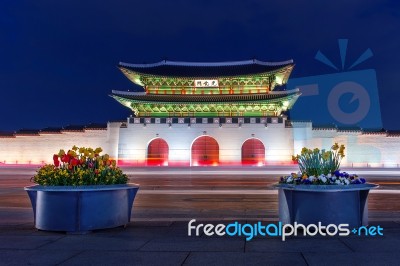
[1,166,400,265]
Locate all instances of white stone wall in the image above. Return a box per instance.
[1,119,399,167]
[292,122,400,168]
[117,119,294,166]
[0,122,121,164]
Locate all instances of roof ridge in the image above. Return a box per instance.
[119,59,293,68]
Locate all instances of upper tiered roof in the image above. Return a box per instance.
[118,59,294,87]
[119,59,293,78]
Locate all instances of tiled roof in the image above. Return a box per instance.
[109,120,127,123]
[0,123,110,136]
[337,126,362,132]
[387,130,400,137]
[119,59,293,78]
[85,123,108,130]
[62,125,85,132]
[40,127,63,134]
[15,129,40,135]
[362,128,386,135]
[111,90,300,103]
[312,124,337,130]
[0,131,15,138]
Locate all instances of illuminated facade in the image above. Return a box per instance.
[112,59,300,166]
[1,59,400,167]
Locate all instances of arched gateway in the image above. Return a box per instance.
[241,138,265,165]
[191,136,219,166]
[147,138,169,166]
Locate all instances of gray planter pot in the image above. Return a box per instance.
[25,184,139,233]
[275,183,378,228]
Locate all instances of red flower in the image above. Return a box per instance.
[71,158,79,167]
[61,154,70,163]
[53,154,60,167]
[94,169,99,175]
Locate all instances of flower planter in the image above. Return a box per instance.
[25,184,139,233]
[275,183,378,228]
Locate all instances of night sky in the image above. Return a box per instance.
[1,0,399,132]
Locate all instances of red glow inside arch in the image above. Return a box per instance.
[241,138,265,165]
[191,136,219,166]
[147,138,169,166]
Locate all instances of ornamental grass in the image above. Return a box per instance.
[280,143,366,185]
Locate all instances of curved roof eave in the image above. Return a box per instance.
[119,59,294,68]
[117,59,294,82]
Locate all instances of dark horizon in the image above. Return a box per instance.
[1,0,399,132]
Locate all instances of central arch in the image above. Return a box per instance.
[147,138,169,166]
[241,138,265,165]
[191,136,219,166]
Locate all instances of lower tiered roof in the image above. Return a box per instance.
[111,89,300,103]
[111,89,301,117]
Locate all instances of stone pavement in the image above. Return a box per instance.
[1,167,400,265]
[1,219,400,265]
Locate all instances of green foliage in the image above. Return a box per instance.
[292,143,345,176]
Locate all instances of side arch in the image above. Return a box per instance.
[241,138,265,165]
[147,138,169,166]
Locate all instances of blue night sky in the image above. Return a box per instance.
[1,0,399,131]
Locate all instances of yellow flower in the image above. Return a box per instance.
[79,147,86,154]
[339,145,345,153]
[67,150,77,157]
[313,148,320,153]
[301,147,308,155]
[322,151,331,160]
[332,143,339,150]
[72,145,78,151]
[58,149,65,157]
[94,147,103,154]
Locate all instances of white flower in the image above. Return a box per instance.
[308,176,315,182]
[320,175,327,183]
[335,180,341,185]
[287,176,293,183]
[345,179,350,185]
[327,173,332,178]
